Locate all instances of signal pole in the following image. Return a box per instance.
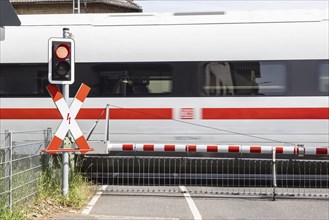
[62,28,70,198]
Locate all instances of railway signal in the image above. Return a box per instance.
[48,37,75,84]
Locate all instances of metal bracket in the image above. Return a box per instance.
[63,137,73,148]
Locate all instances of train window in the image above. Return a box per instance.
[319,62,329,93]
[203,61,286,96]
[0,64,48,97]
[96,64,173,97]
[204,62,234,96]
[256,62,286,95]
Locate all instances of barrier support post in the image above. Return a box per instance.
[272,146,277,201]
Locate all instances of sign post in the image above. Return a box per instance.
[62,28,70,198]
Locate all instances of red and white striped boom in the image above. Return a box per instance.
[108,144,329,156]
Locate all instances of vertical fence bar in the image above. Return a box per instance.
[44,128,52,148]
[272,147,277,201]
[5,130,12,210]
[44,128,53,170]
[325,162,329,197]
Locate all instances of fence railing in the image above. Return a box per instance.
[83,155,329,200]
[0,129,52,210]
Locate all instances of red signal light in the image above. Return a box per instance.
[55,44,70,60]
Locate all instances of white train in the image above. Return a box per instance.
[0,10,328,148]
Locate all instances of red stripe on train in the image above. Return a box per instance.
[1,107,328,120]
[202,108,329,119]
[0,108,172,120]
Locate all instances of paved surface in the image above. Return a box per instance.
[194,198,329,220]
[90,194,191,219]
[53,186,329,220]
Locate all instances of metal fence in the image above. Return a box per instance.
[0,129,52,210]
[83,155,329,200]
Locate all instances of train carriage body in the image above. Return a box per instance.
[0,10,328,148]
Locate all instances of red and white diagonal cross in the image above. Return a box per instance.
[46,83,92,154]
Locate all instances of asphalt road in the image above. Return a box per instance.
[53,186,329,220]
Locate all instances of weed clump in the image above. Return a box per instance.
[37,155,93,208]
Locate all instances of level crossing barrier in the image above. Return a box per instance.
[108,144,329,156]
[0,129,52,210]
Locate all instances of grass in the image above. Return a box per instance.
[0,208,26,220]
[36,156,93,208]
[36,155,94,206]
[1,155,94,219]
